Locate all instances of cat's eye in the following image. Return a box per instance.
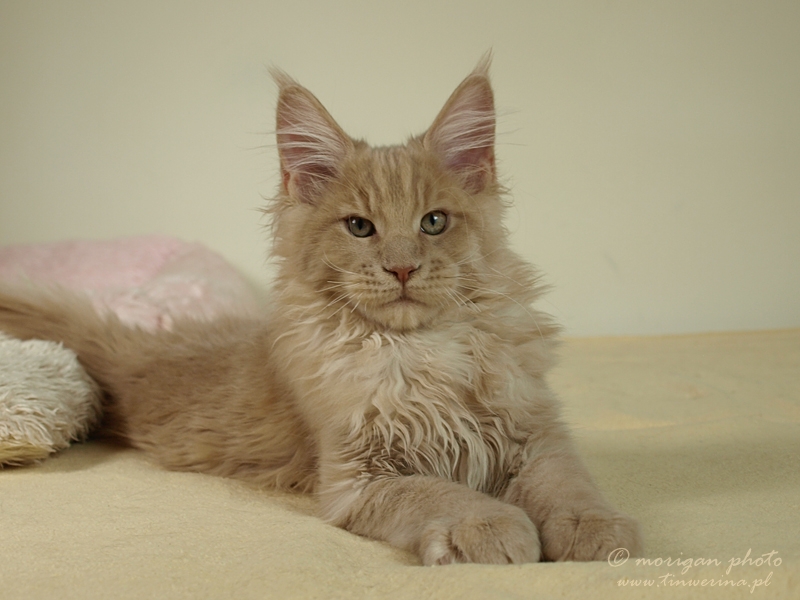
[420,211,447,235]
[346,216,376,238]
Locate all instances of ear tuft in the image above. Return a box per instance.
[272,69,351,204]
[423,54,496,194]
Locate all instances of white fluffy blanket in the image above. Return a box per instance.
[0,331,101,464]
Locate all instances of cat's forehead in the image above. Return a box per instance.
[340,144,440,221]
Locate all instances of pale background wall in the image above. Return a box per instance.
[1,1,798,336]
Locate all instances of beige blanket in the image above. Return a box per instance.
[2,330,798,599]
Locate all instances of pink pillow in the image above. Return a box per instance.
[0,236,260,330]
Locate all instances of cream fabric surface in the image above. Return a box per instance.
[2,330,798,599]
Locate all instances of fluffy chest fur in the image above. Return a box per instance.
[352,328,527,493]
[279,312,543,496]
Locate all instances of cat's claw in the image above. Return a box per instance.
[420,505,541,565]
[540,507,642,562]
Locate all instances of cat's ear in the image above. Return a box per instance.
[423,54,496,194]
[272,69,352,204]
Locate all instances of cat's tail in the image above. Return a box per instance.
[0,283,132,393]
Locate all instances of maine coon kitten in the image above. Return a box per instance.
[0,56,641,564]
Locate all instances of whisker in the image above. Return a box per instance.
[453,246,505,267]
[330,294,357,318]
[322,293,350,312]
[458,284,544,340]
[318,282,349,293]
[322,252,360,277]
[486,264,526,289]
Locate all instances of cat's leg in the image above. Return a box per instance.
[502,428,642,562]
[318,474,541,565]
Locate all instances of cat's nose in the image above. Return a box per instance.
[385,265,418,284]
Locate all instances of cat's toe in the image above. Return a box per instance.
[541,507,642,562]
[420,505,541,565]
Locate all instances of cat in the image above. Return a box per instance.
[0,55,642,565]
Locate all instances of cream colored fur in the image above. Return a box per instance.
[0,56,641,564]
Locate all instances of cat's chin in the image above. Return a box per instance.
[361,299,440,332]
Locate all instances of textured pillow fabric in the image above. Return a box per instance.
[0,331,102,465]
[0,235,261,331]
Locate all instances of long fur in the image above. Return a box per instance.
[0,285,315,489]
[0,57,641,565]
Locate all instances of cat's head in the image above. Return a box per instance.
[268,56,517,332]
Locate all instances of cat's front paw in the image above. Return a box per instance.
[420,504,541,565]
[540,507,642,562]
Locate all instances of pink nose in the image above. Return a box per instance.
[385,265,417,284]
